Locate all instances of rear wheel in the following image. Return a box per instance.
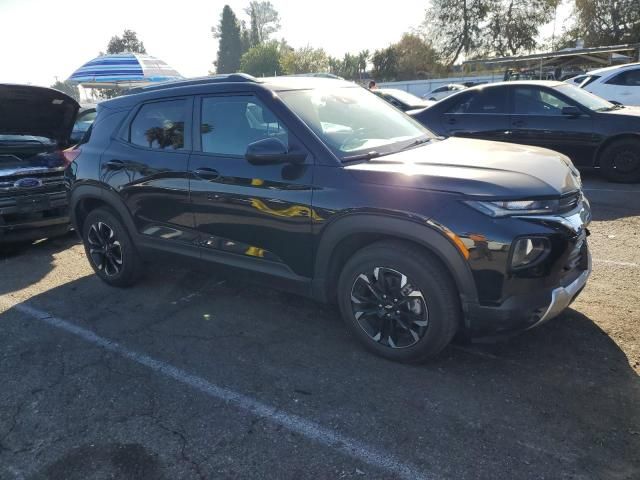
[337,240,461,363]
[81,208,142,287]
[599,139,640,183]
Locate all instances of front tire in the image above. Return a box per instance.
[337,240,461,363]
[81,208,142,287]
[599,139,640,183]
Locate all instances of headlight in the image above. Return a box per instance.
[510,237,550,270]
[464,199,559,217]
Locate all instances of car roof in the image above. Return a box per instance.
[464,80,565,91]
[586,62,640,76]
[100,74,356,109]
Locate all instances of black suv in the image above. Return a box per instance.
[67,74,592,362]
[1,84,79,244]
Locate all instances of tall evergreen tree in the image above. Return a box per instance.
[213,5,243,74]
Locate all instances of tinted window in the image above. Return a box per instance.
[432,87,447,93]
[200,96,288,156]
[606,69,640,86]
[513,87,570,115]
[447,88,507,114]
[130,100,186,149]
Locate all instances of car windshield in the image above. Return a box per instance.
[552,83,616,111]
[383,89,426,106]
[279,86,431,160]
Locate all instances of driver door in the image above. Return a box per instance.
[508,86,595,166]
[188,93,315,279]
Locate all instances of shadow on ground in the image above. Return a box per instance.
[1,265,638,479]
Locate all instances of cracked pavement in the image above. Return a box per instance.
[0,175,639,479]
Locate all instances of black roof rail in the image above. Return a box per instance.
[126,73,258,95]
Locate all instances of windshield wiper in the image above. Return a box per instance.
[342,151,381,162]
[399,137,432,151]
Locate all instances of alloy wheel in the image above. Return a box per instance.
[87,221,123,277]
[350,267,429,349]
[613,148,640,173]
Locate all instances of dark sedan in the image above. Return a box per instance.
[410,80,640,182]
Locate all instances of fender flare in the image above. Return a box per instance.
[312,214,478,308]
[69,183,138,236]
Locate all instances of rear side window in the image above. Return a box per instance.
[130,99,186,150]
[447,89,506,114]
[606,69,640,86]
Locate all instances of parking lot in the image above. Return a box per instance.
[0,174,638,480]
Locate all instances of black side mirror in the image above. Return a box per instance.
[245,137,304,165]
[561,106,582,117]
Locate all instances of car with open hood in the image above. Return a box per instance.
[66,74,591,363]
[0,84,79,244]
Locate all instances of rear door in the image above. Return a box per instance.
[509,86,595,166]
[101,97,196,244]
[599,68,640,105]
[440,87,510,142]
[188,92,314,279]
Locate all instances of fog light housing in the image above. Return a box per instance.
[510,237,550,270]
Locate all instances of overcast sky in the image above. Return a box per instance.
[0,0,568,88]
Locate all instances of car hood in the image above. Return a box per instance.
[0,84,79,145]
[345,137,581,198]
[599,105,640,118]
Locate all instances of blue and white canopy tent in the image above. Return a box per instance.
[67,53,182,95]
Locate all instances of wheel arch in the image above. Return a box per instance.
[70,184,137,236]
[311,214,478,309]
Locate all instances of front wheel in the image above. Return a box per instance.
[599,139,640,183]
[337,240,461,363]
[81,208,142,287]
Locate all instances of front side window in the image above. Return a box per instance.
[279,86,430,159]
[606,69,640,86]
[447,88,506,114]
[513,87,569,115]
[130,100,186,150]
[552,83,614,111]
[200,96,288,156]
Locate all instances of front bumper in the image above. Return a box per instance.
[530,250,591,328]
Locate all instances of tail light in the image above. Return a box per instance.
[62,147,81,167]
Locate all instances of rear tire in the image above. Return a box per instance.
[81,208,142,287]
[337,240,461,363]
[599,139,640,183]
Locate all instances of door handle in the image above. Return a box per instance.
[194,167,221,181]
[105,159,125,169]
[446,118,457,125]
[512,119,525,127]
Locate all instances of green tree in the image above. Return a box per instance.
[106,29,147,55]
[245,1,281,45]
[213,5,244,74]
[485,0,556,56]
[281,46,329,74]
[394,33,443,79]
[371,46,399,81]
[560,0,640,47]
[424,0,490,65]
[51,80,79,101]
[240,41,283,76]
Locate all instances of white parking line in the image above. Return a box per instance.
[593,259,639,268]
[4,301,433,480]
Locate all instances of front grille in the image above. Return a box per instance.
[558,191,581,213]
[0,168,65,195]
